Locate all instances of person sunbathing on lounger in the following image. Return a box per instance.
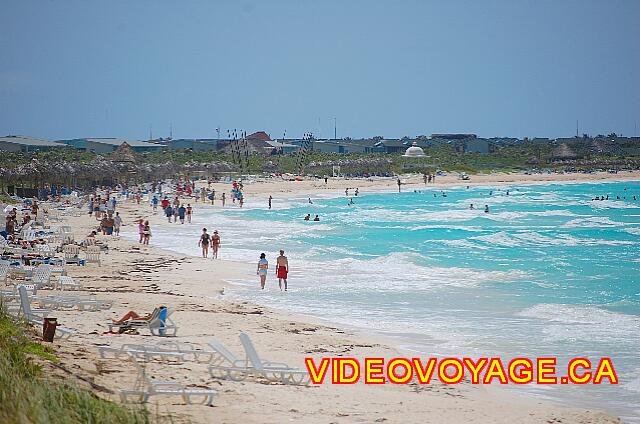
[112,306,164,324]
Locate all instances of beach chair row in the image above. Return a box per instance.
[1,265,78,290]
[109,332,310,408]
[101,333,310,388]
[1,285,113,340]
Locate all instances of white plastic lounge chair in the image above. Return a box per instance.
[17,286,76,339]
[35,244,53,254]
[63,245,82,265]
[154,341,216,363]
[108,308,177,336]
[207,338,256,381]
[33,294,111,311]
[119,355,217,406]
[59,226,73,243]
[57,275,82,291]
[17,285,49,319]
[99,341,214,363]
[239,332,311,385]
[98,343,186,362]
[0,265,8,284]
[29,265,54,289]
[86,246,101,265]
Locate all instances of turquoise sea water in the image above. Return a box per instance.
[146,180,640,421]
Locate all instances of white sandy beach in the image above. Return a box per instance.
[33,171,636,424]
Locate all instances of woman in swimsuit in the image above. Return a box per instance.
[186,204,193,223]
[211,230,220,259]
[142,221,151,244]
[257,253,268,289]
[138,219,145,243]
[199,228,210,258]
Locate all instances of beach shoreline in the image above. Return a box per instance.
[34,172,634,424]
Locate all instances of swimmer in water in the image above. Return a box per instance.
[484,205,489,213]
[313,215,320,221]
[469,204,474,210]
[348,198,354,206]
[304,213,310,221]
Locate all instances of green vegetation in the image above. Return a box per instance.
[0,194,16,204]
[0,308,148,424]
[1,140,638,189]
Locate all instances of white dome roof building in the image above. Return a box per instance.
[402,142,426,158]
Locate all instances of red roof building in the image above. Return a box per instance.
[246,131,271,142]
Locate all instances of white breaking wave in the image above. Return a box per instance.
[517,304,640,344]
[590,200,640,209]
[471,231,635,248]
[624,227,640,235]
[563,216,625,228]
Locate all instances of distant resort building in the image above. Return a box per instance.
[3,130,639,159]
[160,138,223,152]
[0,135,65,152]
[57,138,162,153]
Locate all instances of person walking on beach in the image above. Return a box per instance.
[397,178,402,192]
[113,212,122,235]
[186,204,192,223]
[257,253,269,289]
[355,188,359,196]
[142,221,151,244]
[178,204,186,224]
[199,228,210,258]
[211,230,220,259]
[276,250,289,291]
[103,214,115,235]
[173,204,180,223]
[138,219,145,243]
[152,196,159,212]
[268,195,272,210]
[221,193,226,207]
[165,205,173,223]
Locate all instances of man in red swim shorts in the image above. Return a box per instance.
[276,249,289,291]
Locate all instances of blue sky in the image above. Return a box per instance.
[1,0,638,140]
